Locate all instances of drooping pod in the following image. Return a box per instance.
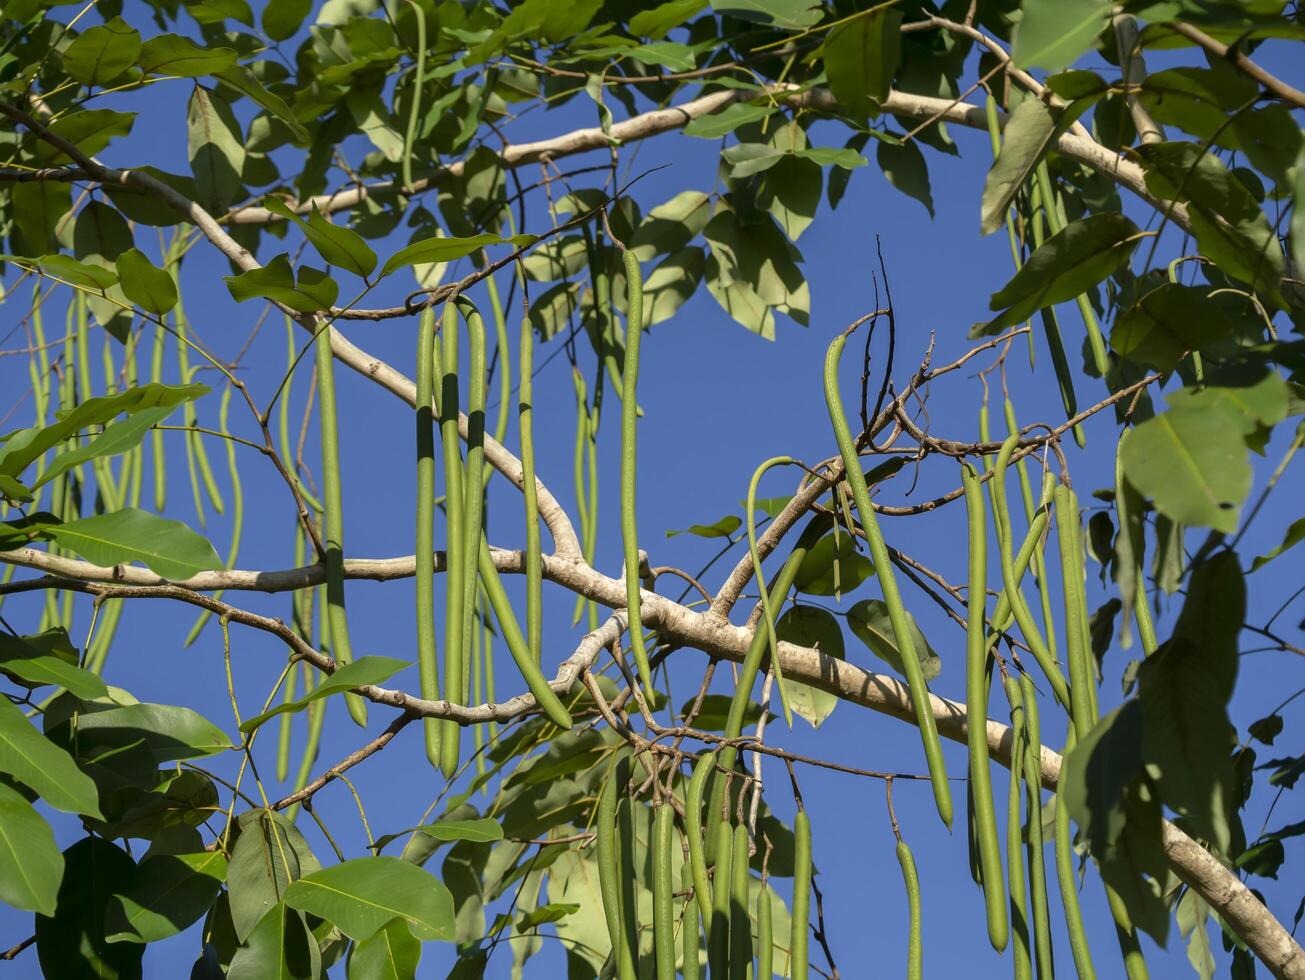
[652,800,677,980]
[686,752,716,920]
[756,868,773,980]
[1003,675,1032,980]
[1019,673,1055,980]
[961,462,1009,952]
[728,822,751,980]
[683,863,702,980]
[708,817,733,979]
[1054,482,1097,739]
[518,297,542,663]
[1054,728,1097,980]
[415,304,442,765]
[790,807,812,980]
[596,756,638,980]
[824,332,952,828]
[897,838,923,980]
[618,248,653,693]
[746,455,797,727]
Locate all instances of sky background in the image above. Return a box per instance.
[1,5,1303,977]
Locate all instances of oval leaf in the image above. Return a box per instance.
[44,507,222,580]
[846,599,941,681]
[284,856,456,942]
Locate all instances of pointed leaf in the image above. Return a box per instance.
[774,605,845,728]
[0,781,63,916]
[63,17,141,86]
[822,9,903,120]
[239,656,409,733]
[45,507,222,580]
[847,599,940,680]
[188,85,246,212]
[346,918,422,979]
[115,248,178,314]
[35,838,143,978]
[224,253,340,313]
[263,199,377,277]
[0,697,102,816]
[138,34,237,77]
[104,851,228,942]
[284,856,456,942]
[380,233,535,278]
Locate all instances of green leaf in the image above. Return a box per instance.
[379,233,535,278]
[104,851,228,943]
[0,382,206,479]
[262,0,312,40]
[1177,889,1216,980]
[0,647,107,699]
[683,103,776,139]
[42,109,135,162]
[1098,781,1170,946]
[822,9,903,120]
[416,817,504,844]
[227,903,320,980]
[0,696,102,816]
[347,917,422,979]
[0,781,63,916]
[1061,699,1143,854]
[239,656,409,733]
[774,605,845,729]
[978,213,1143,334]
[137,34,237,77]
[1291,139,1305,282]
[0,252,117,290]
[114,248,178,314]
[10,181,71,255]
[1165,369,1289,433]
[225,253,340,313]
[263,199,377,277]
[877,139,934,217]
[35,838,144,979]
[629,41,694,72]
[847,599,941,681]
[1248,713,1284,746]
[980,99,1056,236]
[666,515,741,539]
[185,0,253,26]
[676,694,762,731]
[629,0,707,39]
[45,507,222,580]
[1236,838,1285,879]
[213,65,310,144]
[71,701,234,762]
[228,808,321,942]
[63,16,140,86]
[0,475,32,503]
[793,533,874,597]
[1012,0,1108,72]
[1252,516,1305,571]
[711,0,822,28]
[188,85,246,212]
[32,404,175,491]
[284,856,456,942]
[798,147,868,169]
[1121,407,1252,533]
[763,154,822,240]
[1110,283,1238,370]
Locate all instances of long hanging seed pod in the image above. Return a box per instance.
[746,455,798,728]
[683,863,702,980]
[824,332,952,828]
[185,384,244,646]
[518,294,543,663]
[1004,675,1032,980]
[314,317,366,727]
[790,807,811,980]
[897,837,923,980]
[686,752,717,921]
[415,305,442,765]
[653,799,677,980]
[708,817,733,979]
[1055,483,1096,740]
[1019,672,1054,980]
[437,303,466,772]
[1113,431,1158,655]
[961,462,1009,952]
[1005,399,1059,663]
[597,757,638,980]
[728,821,751,980]
[1054,728,1097,980]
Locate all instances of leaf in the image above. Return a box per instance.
[980,100,1062,236]
[224,253,340,313]
[1262,753,1305,789]
[846,599,941,681]
[284,856,456,942]
[629,41,695,72]
[683,103,776,139]
[666,515,741,539]
[263,199,377,277]
[228,808,321,942]
[63,16,141,86]
[676,694,762,731]
[114,248,178,315]
[711,0,821,28]
[239,657,409,733]
[822,9,903,120]
[380,233,535,278]
[1110,283,1238,370]
[1166,369,1289,432]
[978,213,1142,333]
[793,533,874,597]
[188,85,246,212]
[1121,406,1252,533]
[10,181,71,255]
[71,701,234,762]
[1248,713,1283,746]
[763,154,822,240]
[41,109,135,162]
[0,252,118,289]
[32,404,175,491]
[1098,782,1170,946]
[630,0,707,38]
[35,837,144,979]
[0,646,107,699]
[877,139,933,217]
[0,696,102,816]
[774,606,845,729]
[1236,838,1286,879]
[213,65,310,143]
[416,817,504,844]
[227,903,320,980]
[137,34,237,77]
[0,781,63,916]
[1061,700,1143,854]
[262,0,311,39]
[347,917,422,979]
[104,851,228,942]
[1012,0,1108,72]
[45,507,222,580]
[0,382,206,478]
[1177,889,1216,980]
[1253,516,1305,570]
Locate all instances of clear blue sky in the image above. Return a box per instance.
[1,6,1302,977]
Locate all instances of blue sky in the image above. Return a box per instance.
[1,6,1303,977]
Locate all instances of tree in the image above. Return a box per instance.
[0,0,1302,976]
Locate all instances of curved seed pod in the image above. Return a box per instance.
[185,385,245,646]
[1114,431,1158,655]
[477,534,572,729]
[569,368,593,627]
[1055,483,1096,739]
[1019,673,1055,980]
[398,0,424,192]
[897,839,923,980]
[1004,675,1032,980]
[314,319,366,727]
[729,822,751,980]
[961,463,1009,952]
[455,298,488,708]
[290,591,330,820]
[1054,728,1097,980]
[988,471,1056,637]
[683,863,702,980]
[991,435,1072,714]
[415,305,442,765]
[173,303,224,518]
[653,801,677,980]
[150,320,167,511]
[791,808,811,980]
[824,333,952,828]
[619,248,653,693]
[438,303,465,773]
[275,659,297,783]
[708,817,733,979]
[757,869,773,980]
[597,757,638,980]
[1005,400,1059,666]
[710,516,829,860]
[1065,487,1100,723]
[686,752,716,916]
[518,301,542,663]
[746,456,797,728]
